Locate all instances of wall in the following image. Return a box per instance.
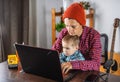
[93,0,120,53]
[29,0,120,53]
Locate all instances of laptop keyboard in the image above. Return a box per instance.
[63,70,79,82]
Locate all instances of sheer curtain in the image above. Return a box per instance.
[0,0,29,62]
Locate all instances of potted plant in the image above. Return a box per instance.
[56,22,65,32]
[80,1,90,10]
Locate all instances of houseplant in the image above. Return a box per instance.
[56,22,65,32]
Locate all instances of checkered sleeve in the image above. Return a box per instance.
[71,33,101,71]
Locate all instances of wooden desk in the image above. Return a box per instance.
[0,61,120,82]
[0,61,56,82]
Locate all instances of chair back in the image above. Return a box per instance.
[100,34,108,65]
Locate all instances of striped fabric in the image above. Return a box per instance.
[52,26,102,71]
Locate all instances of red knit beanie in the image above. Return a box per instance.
[63,3,86,26]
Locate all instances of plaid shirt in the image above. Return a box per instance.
[59,50,85,63]
[52,26,102,71]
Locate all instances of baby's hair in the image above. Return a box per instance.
[62,34,80,46]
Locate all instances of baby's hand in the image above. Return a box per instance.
[61,62,72,74]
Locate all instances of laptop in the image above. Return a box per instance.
[15,44,78,82]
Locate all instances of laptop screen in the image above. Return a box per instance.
[15,44,63,82]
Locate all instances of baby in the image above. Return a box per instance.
[59,34,85,63]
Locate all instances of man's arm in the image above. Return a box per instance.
[71,34,101,71]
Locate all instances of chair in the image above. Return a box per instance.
[94,33,109,82]
[100,34,108,65]
[51,7,94,45]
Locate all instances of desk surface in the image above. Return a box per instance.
[0,61,120,82]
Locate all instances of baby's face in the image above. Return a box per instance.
[62,41,78,56]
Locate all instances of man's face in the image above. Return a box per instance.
[64,18,83,36]
[62,41,78,56]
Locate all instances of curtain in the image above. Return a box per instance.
[0,25,5,62]
[0,0,29,62]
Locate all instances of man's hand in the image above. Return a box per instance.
[61,62,72,74]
